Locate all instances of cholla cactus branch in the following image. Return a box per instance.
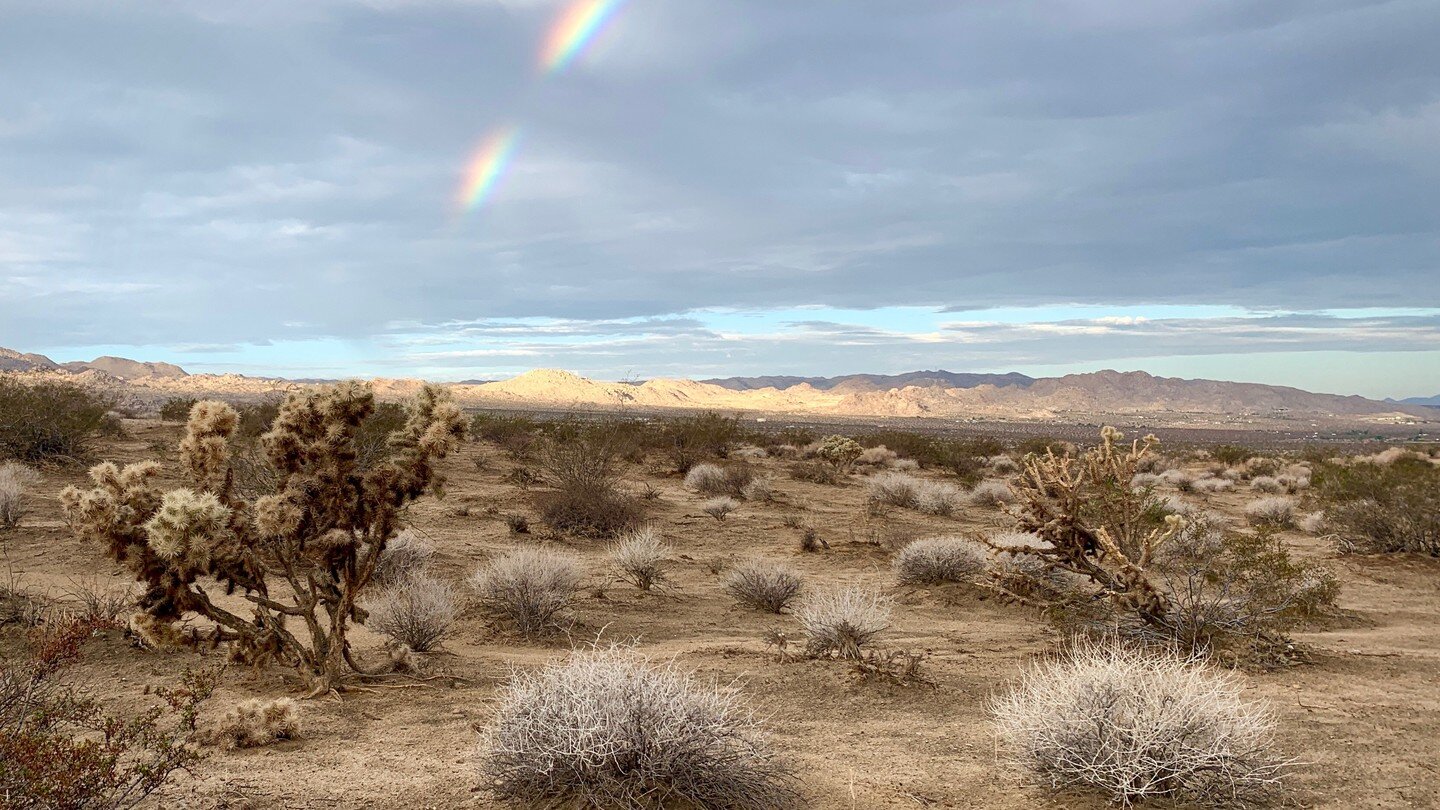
[61,383,466,694]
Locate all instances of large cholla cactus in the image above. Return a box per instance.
[985,426,1181,633]
[61,382,466,695]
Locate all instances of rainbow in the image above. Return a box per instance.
[539,0,626,74]
[456,125,522,213]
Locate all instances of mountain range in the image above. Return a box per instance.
[1,346,1433,424]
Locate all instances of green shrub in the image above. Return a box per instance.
[0,378,118,463]
[662,411,742,472]
[1314,457,1440,555]
[1212,444,1257,465]
[158,397,198,422]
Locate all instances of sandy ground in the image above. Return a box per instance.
[2,419,1437,809]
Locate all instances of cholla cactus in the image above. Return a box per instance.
[61,383,467,694]
[815,435,863,470]
[985,427,1181,634]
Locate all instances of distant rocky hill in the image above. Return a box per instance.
[1395,395,1440,408]
[1,345,1431,424]
[703,370,1034,392]
[0,347,186,380]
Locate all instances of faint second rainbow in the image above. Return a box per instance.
[540,0,626,74]
[456,125,522,213]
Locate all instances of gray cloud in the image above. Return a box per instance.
[1,0,1437,378]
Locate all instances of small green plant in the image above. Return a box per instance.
[158,397,198,422]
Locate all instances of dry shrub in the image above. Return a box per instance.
[893,537,986,585]
[372,528,435,586]
[363,574,458,652]
[914,480,963,516]
[1244,496,1296,528]
[703,496,738,521]
[857,445,898,466]
[969,479,1014,506]
[1297,511,1327,535]
[724,559,802,613]
[988,455,1020,475]
[1159,468,1195,491]
[789,461,840,485]
[893,458,920,472]
[505,513,530,534]
[469,548,583,635]
[480,647,798,809]
[200,698,301,749]
[684,462,755,498]
[985,531,1086,599]
[1192,476,1234,494]
[992,639,1288,806]
[0,461,40,530]
[1250,475,1284,494]
[866,471,917,508]
[1130,472,1161,490]
[740,475,775,502]
[611,526,670,591]
[795,587,892,659]
[1275,473,1309,493]
[0,378,119,463]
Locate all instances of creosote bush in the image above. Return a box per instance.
[61,382,466,694]
[611,525,670,591]
[795,587,892,659]
[724,559,803,613]
[893,536,986,585]
[993,639,1288,806]
[363,574,458,652]
[469,547,583,635]
[480,647,798,809]
[538,424,643,538]
[0,377,118,463]
[1313,455,1440,555]
[200,698,301,749]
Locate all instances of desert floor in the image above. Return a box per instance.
[3,418,1438,809]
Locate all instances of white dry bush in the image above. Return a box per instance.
[740,475,775,503]
[480,647,798,809]
[363,574,458,652]
[724,558,803,613]
[795,587,893,658]
[1192,476,1234,494]
[469,547,584,635]
[1276,473,1310,493]
[866,471,917,508]
[0,461,40,530]
[1130,472,1161,490]
[969,479,1015,507]
[732,444,769,460]
[893,536,986,585]
[857,445,898,466]
[1159,469,1196,491]
[703,496,738,521]
[992,639,1288,806]
[611,525,670,591]
[893,458,920,472]
[201,698,302,749]
[1245,496,1297,528]
[1298,511,1327,535]
[1250,475,1284,494]
[989,455,1021,475]
[1157,494,1198,518]
[372,528,436,586]
[914,480,964,516]
[986,531,1075,590]
[684,463,730,495]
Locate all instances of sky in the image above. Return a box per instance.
[1,0,1437,398]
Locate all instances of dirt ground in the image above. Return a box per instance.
[3,418,1438,809]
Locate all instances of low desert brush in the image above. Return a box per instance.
[892,536,986,585]
[363,574,458,652]
[611,525,670,590]
[795,587,892,659]
[0,461,40,530]
[469,548,584,635]
[724,559,803,613]
[200,697,301,749]
[992,638,1288,805]
[480,647,798,809]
